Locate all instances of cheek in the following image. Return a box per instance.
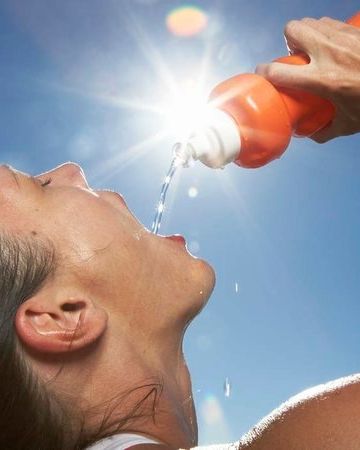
[0,192,43,235]
[42,195,131,262]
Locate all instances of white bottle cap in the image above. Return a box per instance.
[175,108,241,169]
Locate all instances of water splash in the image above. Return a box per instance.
[224,377,231,398]
[151,152,182,234]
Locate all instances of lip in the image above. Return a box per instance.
[166,234,186,245]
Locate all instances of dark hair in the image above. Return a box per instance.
[0,231,162,450]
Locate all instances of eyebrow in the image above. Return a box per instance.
[3,165,20,188]
[4,166,37,190]
[11,172,20,188]
[3,165,41,190]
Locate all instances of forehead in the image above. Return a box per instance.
[0,167,38,229]
[0,169,21,208]
[0,165,21,186]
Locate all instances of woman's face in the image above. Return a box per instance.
[0,162,215,335]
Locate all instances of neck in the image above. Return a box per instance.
[70,329,198,448]
[152,355,198,448]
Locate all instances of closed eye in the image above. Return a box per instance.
[39,177,52,187]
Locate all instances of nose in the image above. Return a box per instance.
[40,162,90,189]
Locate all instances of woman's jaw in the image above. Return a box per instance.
[93,182,216,336]
[0,162,215,344]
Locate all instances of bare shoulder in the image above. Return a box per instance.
[238,373,360,450]
[128,443,239,450]
[127,378,360,450]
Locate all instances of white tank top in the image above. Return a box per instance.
[87,432,161,450]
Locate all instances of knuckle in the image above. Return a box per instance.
[325,71,337,87]
[284,20,301,37]
[254,63,264,74]
[264,64,278,80]
[301,17,315,24]
[325,72,352,96]
[256,63,271,78]
[317,70,338,95]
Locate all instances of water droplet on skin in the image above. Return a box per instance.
[133,229,147,241]
[182,394,193,406]
[224,377,231,398]
[199,290,203,295]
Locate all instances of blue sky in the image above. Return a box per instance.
[1,0,360,445]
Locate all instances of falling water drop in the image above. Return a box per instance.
[235,282,239,293]
[224,377,231,398]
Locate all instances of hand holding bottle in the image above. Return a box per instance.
[256,16,360,143]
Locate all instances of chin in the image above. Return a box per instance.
[186,258,216,320]
[198,258,216,295]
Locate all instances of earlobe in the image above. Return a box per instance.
[15,295,108,354]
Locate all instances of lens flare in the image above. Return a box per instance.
[166,6,208,37]
[188,186,198,198]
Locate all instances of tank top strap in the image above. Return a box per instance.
[87,432,162,450]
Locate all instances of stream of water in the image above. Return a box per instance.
[151,154,182,234]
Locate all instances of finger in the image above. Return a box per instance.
[311,16,360,46]
[256,61,315,91]
[301,16,344,37]
[283,20,324,56]
[285,18,321,54]
[285,16,353,55]
[319,16,348,30]
[310,124,337,143]
[285,37,301,55]
[310,117,346,143]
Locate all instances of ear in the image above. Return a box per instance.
[15,294,108,354]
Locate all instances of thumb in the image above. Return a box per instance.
[256,62,320,93]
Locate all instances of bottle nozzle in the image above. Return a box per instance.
[173,142,194,167]
[173,108,241,169]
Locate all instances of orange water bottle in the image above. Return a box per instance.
[178,12,360,169]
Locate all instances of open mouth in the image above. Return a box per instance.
[166,234,186,245]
